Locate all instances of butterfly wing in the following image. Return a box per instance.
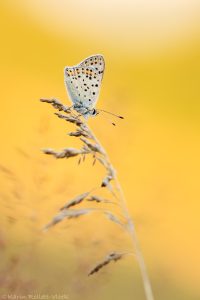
[64,55,105,110]
[78,54,105,80]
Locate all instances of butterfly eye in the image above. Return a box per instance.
[92,109,96,115]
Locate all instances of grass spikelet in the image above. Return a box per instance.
[60,192,90,210]
[78,156,82,165]
[101,174,113,188]
[0,164,14,176]
[87,195,116,205]
[43,147,88,159]
[80,138,102,153]
[40,98,71,113]
[55,113,83,126]
[88,252,125,276]
[68,129,91,139]
[92,158,96,166]
[43,208,93,231]
[104,211,124,227]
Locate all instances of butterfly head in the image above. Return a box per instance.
[83,108,99,119]
[73,102,99,119]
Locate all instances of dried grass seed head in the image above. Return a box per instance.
[88,252,124,276]
[60,192,90,210]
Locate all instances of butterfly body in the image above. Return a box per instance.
[64,54,105,118]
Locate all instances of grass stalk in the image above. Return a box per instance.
[40,98,154,300]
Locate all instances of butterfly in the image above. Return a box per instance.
[64,54,105,119]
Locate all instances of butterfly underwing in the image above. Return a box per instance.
[64,54,105,118]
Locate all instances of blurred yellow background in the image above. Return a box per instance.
[0,1,200,299]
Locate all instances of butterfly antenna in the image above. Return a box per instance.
[97,109,124,119]
[98,111,116,126]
